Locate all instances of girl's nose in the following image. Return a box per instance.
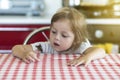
[55,34,60,40]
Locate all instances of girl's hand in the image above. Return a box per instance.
[67,47,106,67]
[22,51,40,63]
[67,54,92,67]
[12,45,40,63]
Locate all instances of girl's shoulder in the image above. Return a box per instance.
[75,41,92,54]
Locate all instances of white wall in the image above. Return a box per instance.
[44,0,62,16]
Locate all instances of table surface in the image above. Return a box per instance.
[0,53,120,80]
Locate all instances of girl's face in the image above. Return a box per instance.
[50,19,74,52]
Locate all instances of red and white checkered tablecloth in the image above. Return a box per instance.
[0,53,120,80]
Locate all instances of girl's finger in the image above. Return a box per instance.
[67,59,77,66]
[67,58,84,66]
[26,55,35,62]
[85,59,92,67]
[29,52,40,61]
[75,59,84,66]
[23,58,31,63]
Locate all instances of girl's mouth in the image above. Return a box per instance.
[54,42,60,46]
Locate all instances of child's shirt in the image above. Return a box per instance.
[31,40,92,54]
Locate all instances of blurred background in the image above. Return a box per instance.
[0,0,120,54]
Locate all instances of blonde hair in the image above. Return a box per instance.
[51,7,89,51]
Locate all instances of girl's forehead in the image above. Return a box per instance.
[52,19,71,28]
[52,22,72,32]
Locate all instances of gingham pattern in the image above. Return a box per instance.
[0,53,120,80]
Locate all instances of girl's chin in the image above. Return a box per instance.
[54,48,63,52]
[54,48,61,52]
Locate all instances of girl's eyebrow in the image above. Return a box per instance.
[62,31,68,34]
[51,26,56,30]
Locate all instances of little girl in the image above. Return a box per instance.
[12,7,106,67]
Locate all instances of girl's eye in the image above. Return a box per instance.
[62,34,69,38]
[51,30,56,34]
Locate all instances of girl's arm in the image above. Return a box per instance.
[67,47,106,67]
[12,45,40,63]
